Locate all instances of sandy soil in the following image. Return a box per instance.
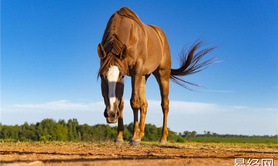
[1,142,277,166]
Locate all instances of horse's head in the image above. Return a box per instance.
[97,43,126,123]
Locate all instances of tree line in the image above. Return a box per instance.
[0,119,277,144]
[0,118,181,142]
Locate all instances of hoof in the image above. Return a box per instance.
[129,140,141,146]
[159,140,167,145]
[114,139,124,144]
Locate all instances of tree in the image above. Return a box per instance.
[212,132,218,137]
[143,124,159,141]
[40,119,56,138]
[54,124,68,141]
[19,122,36,141]
[191,131,197,138]
[77,124,93,141]
[67,119,78,141]
[183,131,191,138]
[204,131,211,137]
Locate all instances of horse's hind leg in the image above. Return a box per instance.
[153,68,170,144]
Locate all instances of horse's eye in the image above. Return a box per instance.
[120,74,125,79]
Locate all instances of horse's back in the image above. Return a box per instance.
[146,25,171,71]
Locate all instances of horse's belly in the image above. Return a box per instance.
[143,53,162,74]
[144,39,163,73]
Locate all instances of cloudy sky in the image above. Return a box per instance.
[1,0,277,135]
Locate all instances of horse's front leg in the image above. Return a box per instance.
[115,99,124,144]
[129,75,142,145]
[138,76,148,140]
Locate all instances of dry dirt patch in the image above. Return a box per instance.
[1,142,277,166]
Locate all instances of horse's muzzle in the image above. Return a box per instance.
[106,117,118,124]
[104,108,119,124]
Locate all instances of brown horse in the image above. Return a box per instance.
[97,7,216,145]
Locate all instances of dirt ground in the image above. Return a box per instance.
[0,142,277,166]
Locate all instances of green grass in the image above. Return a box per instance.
[188,137,277,144]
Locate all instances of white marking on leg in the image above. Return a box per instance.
[107,66,120,111]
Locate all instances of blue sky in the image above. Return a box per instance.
[1,0,277,135]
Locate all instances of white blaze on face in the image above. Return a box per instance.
[107,65,120,111]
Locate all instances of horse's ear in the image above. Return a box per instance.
[98,43,106,60]
[119,44,127,60]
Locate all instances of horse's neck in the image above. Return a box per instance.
[114,18,134,45]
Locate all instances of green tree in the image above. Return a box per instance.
[54,124,68,141]
[123,125,132,140]
[183,131,191,139]
[40,119,56,138]
[191,131,197,138]
[53,120,69,141]
[143,124,159,141]
[77,124,93,141]
[67,119,78,141]
[19,122,36,141]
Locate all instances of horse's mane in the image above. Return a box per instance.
[101,7,142,54]
[99,7,142,77]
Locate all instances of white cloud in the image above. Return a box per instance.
[147,100,222,114]
[11,100,104,111]
[4,99,276,114]
[1,99,277,135]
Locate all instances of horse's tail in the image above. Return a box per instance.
[170,41,218,89]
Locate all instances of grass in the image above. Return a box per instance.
[183,137,278,144]
[1,136,277,145]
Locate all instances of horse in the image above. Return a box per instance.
[97,7,216,145]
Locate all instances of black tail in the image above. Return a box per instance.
[170,41,218,89]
